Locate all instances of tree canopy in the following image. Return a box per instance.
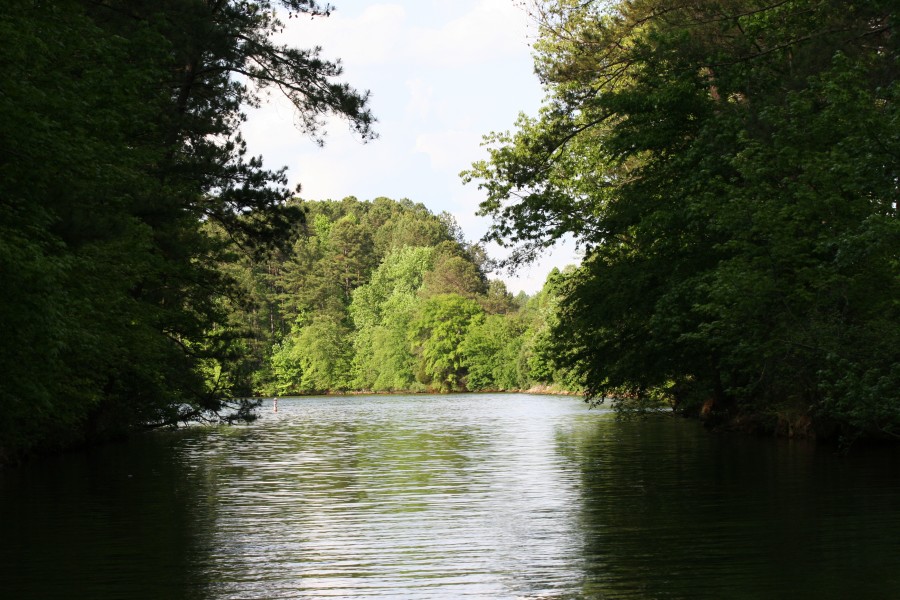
[464,0,900,440]
[0,0,373,461]
[233,196,578,397]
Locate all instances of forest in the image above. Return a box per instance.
[466,0,900,441]
[218,195,578,397]
[0,0,575,463]
[1,0,898,462]
[0,0,377,461]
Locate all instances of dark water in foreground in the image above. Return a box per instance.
[3,394,900,599]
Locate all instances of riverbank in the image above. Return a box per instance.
[269,385,581,398]
[694,403,900,447]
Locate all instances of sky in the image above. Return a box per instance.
[241,0,580,294]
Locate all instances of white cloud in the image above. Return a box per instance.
[278,0,531,70]
[414,129,482,171]
[406,0,531,68]
[405,78,434,120]
[277,3,407,67]
[240,1,576,293]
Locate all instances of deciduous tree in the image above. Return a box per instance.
[465,0,900,437]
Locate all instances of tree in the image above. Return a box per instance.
[368,293,424,392]
[214,196,578,398]
[422,253,487,298]
[327,214,377,299]
[370,200,453,255]
[271,315,353,394]
[460,314,525,390]
[479,280,518,315]
[409,294,483,392]
[349,245,435,390]
[465,0,900,437]
[0,0,373,460]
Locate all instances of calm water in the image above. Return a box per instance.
[3,393,900,599]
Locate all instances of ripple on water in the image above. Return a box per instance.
[175,395,593,599]
[6,394,900,599]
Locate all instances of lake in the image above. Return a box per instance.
[3,393,900,598]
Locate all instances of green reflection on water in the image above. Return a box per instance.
[4,395,900,599]
[0,431,214,600]
[556,414,900,599]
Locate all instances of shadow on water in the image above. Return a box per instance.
[0,430,215,600]
[557,414,900,599]
[4,395,900,599]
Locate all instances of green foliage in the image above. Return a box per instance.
[221,196,582,398]
[422,253,487,298]
[465,0,900,437]
[0,0,373,460]
[271,316,353,394]
[349,244,435,391]
[460,314,526,390]
[409,295,484,392]
[368,293,424,392]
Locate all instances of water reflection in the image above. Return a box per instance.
[3,394,900,599]
[558,415,900,599]
[0,431,213,600]
[188,395,588,599]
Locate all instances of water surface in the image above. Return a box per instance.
[3,394,900,598]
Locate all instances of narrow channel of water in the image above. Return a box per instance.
[3,394,900,599]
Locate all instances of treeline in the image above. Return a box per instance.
[222,196,578,396]
[0,0,374,461]
[0,0,578,464]
[466,0,900,441]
